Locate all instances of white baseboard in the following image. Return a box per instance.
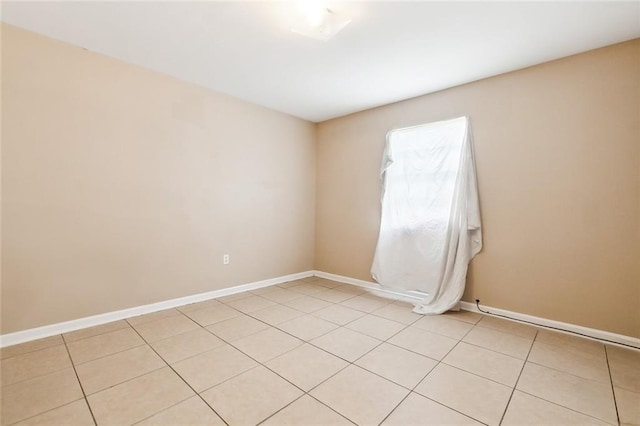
[314,270,640,350]
[4,269,638,351]
[459,301,640,350]
[0,270,314,348]
[312,270,423,303]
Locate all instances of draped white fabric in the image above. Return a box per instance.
[371,116,482,314]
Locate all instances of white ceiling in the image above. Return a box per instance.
[2,1,639,122]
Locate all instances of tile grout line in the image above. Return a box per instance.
[0,282,384,425]
[377,317,485,426]
[61,322,132,345]
[60,333,99,426]
[604,345,621,426]
[304,394,359,425]
[1,361,77,389]
[497,328,538,425]
[1,282,533,426]
[251,302,406,425]
[181,298,364,425]
[11,280,587,426]
[124,318,231,426]
[377,330,531,389]
[67,341,147,369]
[522,359,617,386]
[3,398,89,426]
[172,301,360,424]
[512,388,621,426]
[0,340,63,361]
[238,286,410,424]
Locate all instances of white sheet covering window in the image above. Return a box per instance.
[371,116,482,314]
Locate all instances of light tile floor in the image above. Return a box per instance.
[1,277,639,425]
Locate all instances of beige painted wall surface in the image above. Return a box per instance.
[316,39,640,338]
[1,24,316,334]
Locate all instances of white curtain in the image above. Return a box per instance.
[371,116,482,314]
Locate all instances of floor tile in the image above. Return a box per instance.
[284,296,332,313]
[371,302,423,325]
[258,287,306,303]
[606,344,640,371]
[312,278,344,289]
[311,327,381,362]
[76,345,165,394]
[63,320,130,343]
[216,292,253,302]
[536,329,604,357]
[277,280,305,289]
[6,285,629,426]
[1,345,72,387]
[132,314,200,342]
[249,304,304,325]
[127,309,181,326]
[277,314,339,341]
[67,327,144,364]
[13,399,94,426]
[615,386,640,426]
[382,392,482,425]
[266,343,348,391]
[232,327,303,363]
[150,328,225,364]
[412,315,473,340]
[333,284,368,295]
[172,344,258,392]
[462,325,533,359]
[528,340,610,383]
[442,310,484,324]
[311,365,409,426]
[312,304,366,325]
[227,295,276,313]
[87,367,194,426]
[184,303,242,327]
[340,294,390,313]
[610,364,640,393]
[356,342,437,389]
[201,366,303,425]
[476,316,538,339]
[388,326,458,361]
[415,363,511,426]
[262,395,353,425]
[516,362,617,424]
[289,283,328,296]
[206,315,269,342]
[313,289,356,303]
[177,298,222,314]
[250,285,278,295]
[607,345,640,393]
[137,395,225,425]
[442,342,524,386]
[345,314,405,341]
[1,335,64,360]
[502,390,610,425]
[367,289,404,302]
[1,368,84,425]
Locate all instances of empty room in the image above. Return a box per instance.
[1,1,639,425]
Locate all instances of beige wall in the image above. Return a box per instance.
[1,24,316,334]
[316,39,640,338]
[2,23,639,339]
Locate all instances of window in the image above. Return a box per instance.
[381,116,468,232]
[371,115,482,304]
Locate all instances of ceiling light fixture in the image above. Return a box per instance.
[290,1,351,42]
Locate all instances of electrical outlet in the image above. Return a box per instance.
[223,254,230,265]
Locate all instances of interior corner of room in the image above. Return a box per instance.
[1,20,639,348]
